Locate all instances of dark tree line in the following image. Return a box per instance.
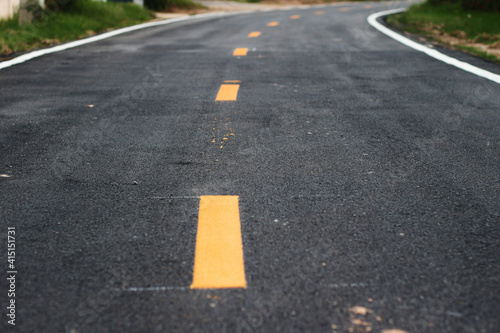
[429,0,500,11]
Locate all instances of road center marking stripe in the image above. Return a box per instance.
[267,21,279,27]
[191,196,246,289]
[289,15,300,19]
[215,84,240,101]
[248,31,261,38]
[314,11,325,15]
[233,48,248,56]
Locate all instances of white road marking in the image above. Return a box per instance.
[368,9,500,85]
[0,4,405,71]
[0,11,254,71]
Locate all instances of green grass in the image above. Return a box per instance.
[0,0,154,56]
[386,1,500,62]
[144,0,206,11]
[387,2,500,39]
[455,44,500,62]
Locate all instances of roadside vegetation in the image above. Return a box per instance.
[0,0,153,57]
[144,0,206,12]
[387,0,500,63]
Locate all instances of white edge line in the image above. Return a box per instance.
[0,2,361,70]
[367,8,500,85]
[0,11,252,71]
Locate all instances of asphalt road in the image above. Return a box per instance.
[1,1,500,332]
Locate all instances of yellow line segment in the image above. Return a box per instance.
[267,21,279,27]
[215,84,240,101]
[233,48,248,56]
[290,15,300,19]
[191,196,246,289]
[314,11,324,15]
[248,31,261,38]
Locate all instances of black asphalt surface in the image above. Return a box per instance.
[1,2,500,332]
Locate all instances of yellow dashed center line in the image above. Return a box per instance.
[289,15,300,19]
[248,31,261,38]
[191,196,246,289]
[364,4,372,8]
[215,84,240,101]
[314,11,324,15]
[267,21,279,27]
[233,48,248,56]
[340,7,350,12]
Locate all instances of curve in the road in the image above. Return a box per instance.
[368,8,500,85]
[3,2,500,85]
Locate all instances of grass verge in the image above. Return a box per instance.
[147,0,206,12]
[386,2,500,63]
[0,0,154,57]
